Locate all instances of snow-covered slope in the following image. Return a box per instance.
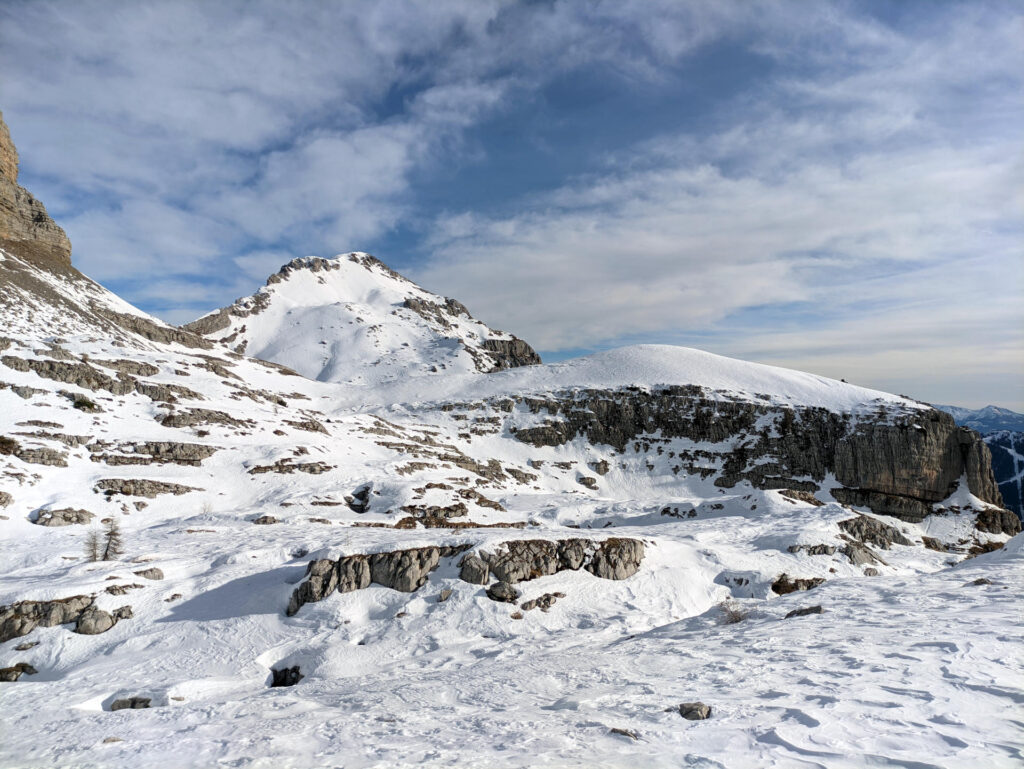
[2,111,1021,766]
[184,253,540,384]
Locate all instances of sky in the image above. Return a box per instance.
[0,0,1021,409]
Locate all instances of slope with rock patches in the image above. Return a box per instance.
[184,252,540,384]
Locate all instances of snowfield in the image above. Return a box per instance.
[1,250,1021,769]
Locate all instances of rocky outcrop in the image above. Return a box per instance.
[0,110,72,266]
[481,338,542,370]
[975,508,1022,536]
[464,538,644,585]
[286,545,471,616]
[75,605,132,635]
[94,479,201,498]
[89,441,218,467]
[0,595,119,642]
[837,515,912,548]
[771,574,826,595]
[109,697,151,710]
[33,507,95,526]
[501,387,1003,522]
[0,662,38,681]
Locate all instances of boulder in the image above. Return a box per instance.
[586,538,644,580]
[33,507,95,526]
[270,665,303,687]
[784,605,823,619]
[486,581,520,603]
[771,574,825,596]
[0,595,94,642]
[677,702,712,721]
[0,662,38,681]
[109,697,151,711]
[133,568,164,581]
[837,515,912,549]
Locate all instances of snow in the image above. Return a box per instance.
[333,342,929,415]
[192,253,523,385]
[1,250,1020,768]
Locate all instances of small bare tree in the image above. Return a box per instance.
[100,517,124,561]
[84,529,101,562]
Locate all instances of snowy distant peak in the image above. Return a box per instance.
[184,252,540,385]
[935,404,1024,435]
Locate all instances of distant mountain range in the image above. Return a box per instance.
[934,404,1024,435]
[936,404,1024,521]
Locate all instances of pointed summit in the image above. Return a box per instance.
[184,252,540,384]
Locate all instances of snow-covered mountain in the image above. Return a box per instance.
[937,404,1024,521]
[935,403,1024,434]
[183,253,540,384]
[2,110,1023,768]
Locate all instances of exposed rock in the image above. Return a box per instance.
[975,508,1022,536]
[109,697,151,711]
[0,595,94,642]
[346,485,371,513]
[863,567,880,576]
[13,640,38,651]
[33,507,95,526]
[459,554,490,585]
[505,388,1002,519]
[609,727,639,741]
[520,591,564,612]
[837,515,912,549]
[284,418,328,435]
[89,441,218,467]
[95,479,200,498]
[74,605,131,635]
[438,588,453,603]
[779,489,824,506]
[160,408,253,429]
[486,581,520,603]
[133,568,164,581]
[586,538,644,580]
[480,337,542,370]
[0,662,38,682]
[1,355,134,395]
[771,574,826,595]
[0,110,72,265]
[970,577,993,586]
[270,666,303,687]
[784,605,823,619]
[0,491,11,508]
[93,359,159,377]
[787,544,837,556]
[921,536,947,552]
[252,515,279,525]
[577,475,599,490]
[843,543,884,567]
[286,546,470,615]
[677,702,712,721]
[105,583,144,596]
[249,459,332,475]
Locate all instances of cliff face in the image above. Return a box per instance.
[0,111,72,267]
[503,386,1007,525]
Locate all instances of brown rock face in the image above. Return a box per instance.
[0,110,72,266]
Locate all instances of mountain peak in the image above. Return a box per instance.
[0,110,71,268]
[184,252,540,384]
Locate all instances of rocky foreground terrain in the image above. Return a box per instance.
[1,110,1022,768]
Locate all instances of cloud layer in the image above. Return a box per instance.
[1,0,1020,408]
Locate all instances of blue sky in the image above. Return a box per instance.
[1,0,1021,409]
